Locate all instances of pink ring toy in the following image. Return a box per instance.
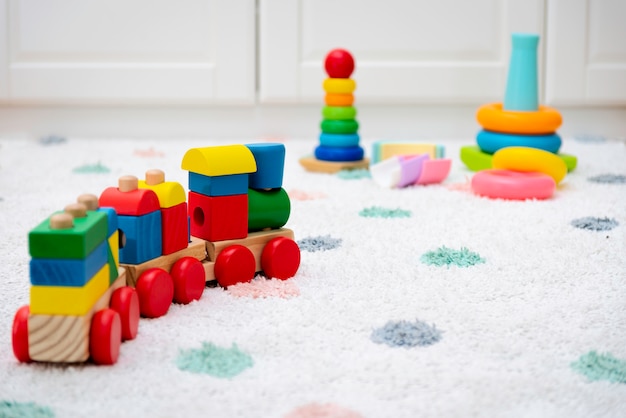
[471,169,555,200]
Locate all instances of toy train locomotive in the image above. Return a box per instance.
[11,143,301,365]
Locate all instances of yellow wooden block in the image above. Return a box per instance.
[30,264,110,315]
[380,143,437,162]
[181,145,257,177]
[28,272,126,363]
[138,172,186,208]
[109,231,119,269]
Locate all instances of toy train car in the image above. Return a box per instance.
[12,143,301,365]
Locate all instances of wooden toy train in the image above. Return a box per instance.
[11,143,301,365]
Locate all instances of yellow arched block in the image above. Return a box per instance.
[323,78,356,94]
[30,264,110,315]
[181,145,257,177]
[492,147,567,184]
[138,180,186,208]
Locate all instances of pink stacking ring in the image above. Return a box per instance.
[471,169,555,200]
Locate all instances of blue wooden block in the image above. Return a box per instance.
[188,172,249,197]
[98,206,118,237]
[30,240,108,286]
[315,145,364,162]
[245,143,285,189]
[118,211,162,265]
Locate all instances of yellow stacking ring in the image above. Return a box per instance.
[323,78,356,94]
[492,146,567,184]
[477,102,562,135]
[325,93,354,106]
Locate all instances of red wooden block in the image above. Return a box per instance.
[135,268,174,318]
[161,202,189,255]
[110,287,140,341]
[261,237,301,280]
[100,187,160,216]
[214,245,255,288]
[188,191,248,242]
[89,308,121,365]
[171,257,205,304]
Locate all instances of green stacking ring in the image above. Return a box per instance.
[320,119,359,134]
[322,106,357,120]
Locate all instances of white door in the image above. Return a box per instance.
[259,0,545,104]
[546,0,626,106]
[0,0,255,104]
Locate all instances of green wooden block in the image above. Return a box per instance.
[29,211,108,259]
[248,188,291,231]
[106,241,119,285]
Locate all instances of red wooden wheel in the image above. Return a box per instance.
[171,257,205,304]
[135,268,174,318]
[90,308,121,365]
[261,237,301,280]
[110,286,140,341]
[214,245,255,288]
[12,305,31,363]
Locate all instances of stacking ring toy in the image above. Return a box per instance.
[471,169,556,200]
[492,146,567,184]
[323,78,356,94]
[322,106,357,120]
[477,103,562,135]
[325,93,354,107]
[476,130,562,154]
[321,119,359,134]
[315,145,364,162]
[319,133,360,148]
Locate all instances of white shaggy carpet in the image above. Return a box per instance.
[0,134,624,418]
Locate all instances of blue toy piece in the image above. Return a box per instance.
[315,145,364,162]
[117,211,162,265]
[246,143,285,189]
[504,33,540,111]
[476,130,562,154]
[319,133,360,148]
[188,172,249,197]
[29,241,108,286]
[97,206,118,237]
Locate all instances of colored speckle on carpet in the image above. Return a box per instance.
[227,276,300,299]
[337,168,371,180]
[572,134,606,143]
[72,162,110,174]
[371,319,442,348]
[298,235,342,252]
[587,174,626,184]
[38,135,66,145]
[571,351,626,384]
[284,403,363,418]
[288,189,327,201]
[0,401,55,418]
[420,246,485,268]
[571,217,619,231]
[359,206,411,218]
[176,342,253,378]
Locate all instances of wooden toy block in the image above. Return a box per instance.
[188,172,249,197]
[97,206,118,237]
[321,119,359,135]
[30,240,108,286]
[123,237,207,287]
[108,230,120,275]
[299,156,370,173]
[315,145,364,162]
[372,141,439,164]
[245,143,285,190]
[28,271,126,363]
[99,176,161,216]
[206,228,295,273]
[117,211,162,265]
[161,202,189,255]
[138,169,186,208]
[30,264,111,316]
[181,145,257,177]
[29,210,108,260]
[188,191,248,242]
[247,188,291,231]
[106,239,119,285]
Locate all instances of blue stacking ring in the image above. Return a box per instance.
[319,133,360,148]
[477,130,562,154]
[315,145,364,162]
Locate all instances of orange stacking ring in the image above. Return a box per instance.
[325,93,354,107]
[476,102,562,135]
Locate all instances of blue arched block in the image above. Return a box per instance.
[246,143,285,189]
[315,145,364,162]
